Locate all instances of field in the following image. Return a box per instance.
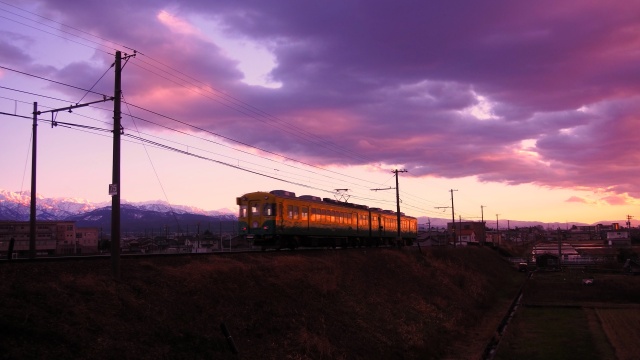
[0,247,524,359]
[495,269,640,360]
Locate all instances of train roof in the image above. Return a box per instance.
[240,190,416,219]
[270,190,296,197]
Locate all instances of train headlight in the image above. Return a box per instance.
[263,226,269,230]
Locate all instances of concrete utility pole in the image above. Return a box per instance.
[480,205,486,246]
[394,169,407,245]
[435,204,451,245]
[111,50,123,280]
[29,102,37,259]
[28,86,115,260]
[371,169,407,246]
[459,215,462,245]
[450,189,458,247]
[496,214,500,246]
[108,49,136,278]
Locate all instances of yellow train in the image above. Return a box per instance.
[237,190,417,250]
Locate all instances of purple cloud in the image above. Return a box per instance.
[6,0,640,201]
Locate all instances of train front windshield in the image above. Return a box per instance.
[239,198,276,232]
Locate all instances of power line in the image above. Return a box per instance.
[1,1,376,165]
[0,65,110,98]
[0,11,460,217]
[0,0,135,52]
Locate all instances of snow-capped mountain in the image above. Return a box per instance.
[0,189,235,222]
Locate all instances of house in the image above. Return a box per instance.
[606,231,631,246]
[447,221,486,246]
[457,229,477,246]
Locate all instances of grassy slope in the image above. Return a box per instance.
[0,247,523,359]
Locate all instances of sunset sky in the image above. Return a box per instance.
[1,0,638,225]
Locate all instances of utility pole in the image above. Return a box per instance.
[496,214,500,246]
[459,215,462,245]
[394,169,407,246]
[29,102,37,259]
[435,204,451,246]
[480,205,486,246]
[371,169,406,247]
[28,87,115,259]
[111,50,123,280]
[106,50,136,278]
[450,189,458,247]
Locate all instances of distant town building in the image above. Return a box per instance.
[0,221,99,258]
[447,221,486,246]
[606,231,631,246]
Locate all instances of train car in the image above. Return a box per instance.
[237,190,417,250]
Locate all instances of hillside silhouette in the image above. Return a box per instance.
[0,247,523,359]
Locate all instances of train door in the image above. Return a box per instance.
[278,202,284,230]
[247,200,261,234]
[352,213,357,231]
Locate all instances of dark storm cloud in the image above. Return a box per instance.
[10,0,640,201]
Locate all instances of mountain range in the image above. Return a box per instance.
[0,190,636,232]
[0,190,237,234]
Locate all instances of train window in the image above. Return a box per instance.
[287,205,293,219]
[293,206,299,219]
[320,209,326,222]
[279,203,283,217]
[263,203,275,216]
[251,204,260,215]
[239,205,247,218]
[301,207,308,220]
[330,210,335,223]
[311,208,317,221]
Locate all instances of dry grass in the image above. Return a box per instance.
[0,247,523,359]
[496,269,640,360]
[595,308,640,360]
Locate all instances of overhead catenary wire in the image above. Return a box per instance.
[3,114,447,217]
[0,1,376,166]
[0,8,465,217]
[128,59,374,164]
[0,71,382,192]
[0,0,134,52]
[0,5,374,167]
[1,92,380,199]
[1,93,444,215]
[0,2,119,54]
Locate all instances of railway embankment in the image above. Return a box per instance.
[0,247,524,359]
